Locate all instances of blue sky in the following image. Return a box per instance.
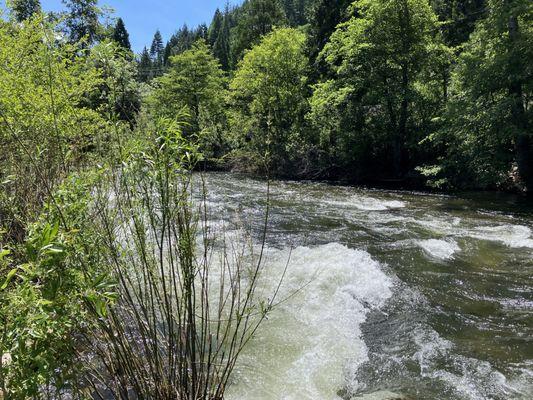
[1,1,240,52]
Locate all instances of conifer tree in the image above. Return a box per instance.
[150,30,164,59]
[212,7,232,70]
[112,17,131,51]
[149,29,164,75]
[138,46,152,82]
[306,0,350,81]
[209,8,223,46]
[62,0,100,46]
[281,0,309,26]
[230,0,287,67]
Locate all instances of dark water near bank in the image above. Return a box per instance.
[201,172,533,400]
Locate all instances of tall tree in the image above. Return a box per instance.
[62,0,100,46]
[430,0,486,46]
[10,0,41,22]
[150,40,227,155]
[230,0,287,67]
[281,0,310,26]
[306,0,351,82]
[149,29,164,75]
[138,46,153,82]
[438,0,532,190]
[229,27,309,173]
[212,6,233,70]
[309,0,448,180]
[112,17,131,51]
[209,8,224,46]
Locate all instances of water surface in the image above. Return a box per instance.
[201,172,533,400]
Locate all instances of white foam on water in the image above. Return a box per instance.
[322,195,406,211]
[226,243,394,400]
[413,328,522,400]
[469,224,533,249]
[414,216,533,249]
[413,216,462,235]
[417,239,460,260]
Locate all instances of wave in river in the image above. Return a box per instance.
[226,243,393,400]
[417,238,461,260]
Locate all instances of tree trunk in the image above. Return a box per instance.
[396,64,409,178]
[508,14,533,192]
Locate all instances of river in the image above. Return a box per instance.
[199,172,532,400]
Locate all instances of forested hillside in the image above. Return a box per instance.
[138,0,532,192]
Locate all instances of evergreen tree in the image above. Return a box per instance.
[112,17,131,51]
[138,46,152,82]
[306,0,351,82]
[62,0,100,46]
[212,7,233,70]
[281,0,310,26]
[164,25,189,63]
[11,0,41,22]
[196,23,209,41]
[150,30,164,60]
[163,23,210,65]
[230,0,287,67]
[149,29,164,75]
[209,8,223,46]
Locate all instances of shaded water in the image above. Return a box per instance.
[201,172,532,400]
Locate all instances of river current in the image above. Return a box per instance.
[199,172,532,400]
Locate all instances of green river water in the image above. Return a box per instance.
[200,172,532,400]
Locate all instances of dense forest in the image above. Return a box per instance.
[0,0,531,398]
[136,0,532,192]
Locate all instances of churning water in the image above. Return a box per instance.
[200,172,533,400]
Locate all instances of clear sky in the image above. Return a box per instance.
[1,1,240,52]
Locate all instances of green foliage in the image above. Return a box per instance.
[281,0,312,26]
[112,17,131,51]
[230,0,288,67]
[150,40,227,157]
[162,24,210,68]
[229,27,309,173]
[434,0,533,190]
[0,16,105,243]
[309,0,449,179]
[209,6,234,70]
[149,29,164,74]
[306,0,351,82]
[0,169,111,399]
[62,0,102,46]
[9,0,41,22]
[430,0,486,46]
[89,40,142,123]
[138,46,153,82]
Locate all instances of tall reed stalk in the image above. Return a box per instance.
[81,118,281,399]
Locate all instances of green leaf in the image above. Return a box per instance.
[0,248,10,260]
[1,268,18,290]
